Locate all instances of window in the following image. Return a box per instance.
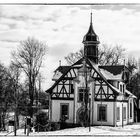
[60,104,69,120]
[130,101,132,118]
[120,84,125,93]
[117,82,119,89]
[120,84,122,92]
[78,88,89,102]
[97,104,107,122]
[123,107,126,120]
[122,85,125,93]
[70,84,74,93]
[116,107,120,121]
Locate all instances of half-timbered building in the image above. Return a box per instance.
[46,13,136,126]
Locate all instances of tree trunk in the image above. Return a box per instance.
[2,113,6,131]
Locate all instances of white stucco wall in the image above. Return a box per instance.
[51,100,74,123]
[116,102,128,126]
[116,98,134,126]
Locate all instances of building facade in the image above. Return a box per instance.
[46,13,136,126]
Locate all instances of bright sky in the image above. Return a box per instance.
[0,4,140,90]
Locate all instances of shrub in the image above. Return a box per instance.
[34,111,49,132]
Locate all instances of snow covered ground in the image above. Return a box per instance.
[1,123,140,136]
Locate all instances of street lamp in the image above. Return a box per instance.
[78,59,91,131]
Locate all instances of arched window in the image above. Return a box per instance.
[120,84,122,92]
[130,101,132,118]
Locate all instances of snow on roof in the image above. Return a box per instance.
[100,68,122,80]
[89,60,99,72]
[89,59,121,95]
[52,70,63,80]
[108,83,122,94]
[72,64,83,67]
[125,89,137,99]
[99,65,128,75]
[72,63,90,68]
[54,66,70,74]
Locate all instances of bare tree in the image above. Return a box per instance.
[0,63,15,131]
[99,44,125,65]
[11,37,47,118]
[65,49,84,65]
[126,56,137,73]
[8,62,21,135]
[65,44,125,66]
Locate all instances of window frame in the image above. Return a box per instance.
[123,107,126,120]
[60,103,69,120]
[116,107,120,121]
[120,84,123,92]
[97,104,107,122]
[78,87,89,103]
[130,100,132,119]
[123,84,124,93]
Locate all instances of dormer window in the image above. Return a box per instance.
[123,84,125,93]
[120,84,123,92]
[119,82,125,94]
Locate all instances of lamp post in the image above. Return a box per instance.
[83,59,91,131]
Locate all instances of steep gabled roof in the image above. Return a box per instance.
[54,66,70,75]
[46,58,121,96]
[99,68,122,80]
[99,65,131,81]
[99,65,128,75]
[46,58,84,93]
[53,59,86,74]
[125,90,137,99]
[88,59,121,96]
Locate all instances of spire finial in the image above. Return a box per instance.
[90,11,92,24]
[59,60,61,66]
[124,59,126,66]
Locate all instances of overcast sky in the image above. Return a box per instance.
[0,4,140,89]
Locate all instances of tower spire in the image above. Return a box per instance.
[83,12,100,64]
[90,12,92,24]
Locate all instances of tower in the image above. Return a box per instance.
[83,12,100,64]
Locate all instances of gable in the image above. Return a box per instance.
[88,59,120,98]
[46,58,84,93]
[46,58,122,101]
[99,65,131,82]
